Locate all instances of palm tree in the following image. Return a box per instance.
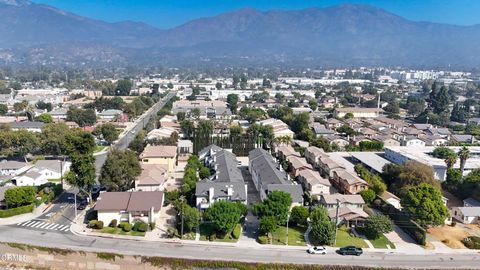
[458,146,471,176]
[444,154,457,170]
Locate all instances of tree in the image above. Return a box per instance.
[0,104,7,115]
[344,112,354,119]
[450,102,468,123]
[432,146,456,159]
[115,79,133,96]
[254,191,292,225]
[66,107,97,127]
[175,200,200,232]
[309,100,318,111]
[40,123,70,155]
[384,161,440,194]
[128,130,146,154]
[229,125,242,138]
[444,154,458,170]
[401,183,449,226]
[94,123,119,144]
[180,120,194,139]
[35,101,53,112]
[13,101,28,112]
[458,147,471,176]
[259,216,278,236]
[227,94,239,114]
[99,149,141,191]
[290,113,310,134]
[359,189,376,204]
[4,186,36,207]
[215,82,222,90]
[206,201,244,235]
[35,113,53,123]
[290,206,309,226]
[363,214,393,239]
[336,124,357,136]
[199,166,211,179]
[176,112,186,122]
[309,207,335,245]
[64,130,96,196]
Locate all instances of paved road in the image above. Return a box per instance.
[0,226,478,269]
[94,92,176,176]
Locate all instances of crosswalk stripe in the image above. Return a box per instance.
[45,223,56,229]
[58,225,68,231]
[50,224,60,230]
[39,223,50,229]
[20,221,35,226]
[29,221,41,228]
[62,227,70,231]
[32,222,45,228]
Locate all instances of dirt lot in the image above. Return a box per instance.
[428,226,470,249]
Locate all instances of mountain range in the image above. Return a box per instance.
[0,0,479,68]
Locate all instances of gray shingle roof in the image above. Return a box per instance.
[249,148,288,186]
[267,184,304,204]
[195,181,247,201]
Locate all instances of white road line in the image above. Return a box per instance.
[39,223,51,229]
[45,223,57,230]
[50,224,60,230]
[58,225,68,231]
[27,221,40,228]
[31,222,44,228]
[20,221,35,227]
[62,227,70,232]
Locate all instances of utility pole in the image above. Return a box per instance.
[333,199,340,246]
[286,213,290,246]
[180,195,185,239]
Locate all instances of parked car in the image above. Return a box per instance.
[307,246,327,255]
[337,246,363,256]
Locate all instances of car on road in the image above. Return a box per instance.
[337,246,363,256]
[307,246,327,255]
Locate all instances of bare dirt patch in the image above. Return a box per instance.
[428,226,470,249]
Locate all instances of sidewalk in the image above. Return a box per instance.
[0,203,48,226]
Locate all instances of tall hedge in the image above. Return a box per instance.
[0,204,34,218]
[4,186,36,207]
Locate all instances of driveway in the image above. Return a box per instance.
[239,166,261,246]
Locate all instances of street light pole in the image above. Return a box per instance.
[180,195,185,239]
[286,213,290,246]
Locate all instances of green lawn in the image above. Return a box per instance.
[94,145,108,153]
[271,226,307,246]
[334,227,368,248]
[368,234,396,249]
[199,223,239,243]
[47,178,61,182]
[100,227,145,237]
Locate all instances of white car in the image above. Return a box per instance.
[307,246,327,255]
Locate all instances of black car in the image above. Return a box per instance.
[337,246,363,256]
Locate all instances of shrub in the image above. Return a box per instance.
[209,233,216,241]
[4,186,36,207]
[232,224,241,239]
[85,210,97,222]
[109,219,117,228]
[451,221,457,227]
[463,236,480,249]
[88,220,98,228]
[150,222,156,230]
[0,204,34,218]
[257,235,269,244]
[138,222,148,232]
[96,221,104,229]
[122,223,132,232]
[133,221,148,232]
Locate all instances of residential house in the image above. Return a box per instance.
[334,107,383,118]
[276,145,301,160]
[287,156,312,177]
[146,127,176,140]
[312,123,335,138]
[463,198,480,207]
[331,169,368,194]
[319,194,368,227]
[451,135,476,144]
[97,109,122,121]
[297,169,331,199]
[0,160,32,176]
[249,148,303,206]
[317,156,345,178]
[195,145,247,210]
[452,207,480,224]
[49,108,68,120]
[95,191,164,225]
[9,121,44,132]
[423,135,448,146]
[135,164,168,191]
[325,136,349,149]
[33,160,70,180]
[13,170,47,186]
[257,118,295,138]
[381,191,401,209]
[304,146,326,168]
[325,118,343,129]
[400,136,426,147]
[139,145,177,173]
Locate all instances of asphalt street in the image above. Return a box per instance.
[94,92,176,176]
[0,226,479,269]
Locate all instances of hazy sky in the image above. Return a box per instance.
[32,0,480,29]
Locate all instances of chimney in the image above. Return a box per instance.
[209,187,214,202]
[227,186,233,196]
